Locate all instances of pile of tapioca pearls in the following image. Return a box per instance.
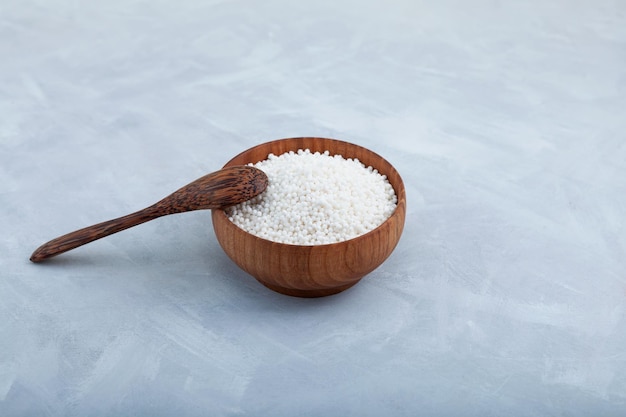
[226,149,397,245]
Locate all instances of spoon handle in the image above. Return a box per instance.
[30,206,162,263]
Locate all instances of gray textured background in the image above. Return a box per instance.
[1,0,625,415]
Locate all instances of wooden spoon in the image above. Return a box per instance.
[30,166,268,263]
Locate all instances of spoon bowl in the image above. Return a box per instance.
[211,137,406,297]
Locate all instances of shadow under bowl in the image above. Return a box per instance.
[211,137,406,297]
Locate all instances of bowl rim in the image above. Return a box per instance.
[213,137,406,249]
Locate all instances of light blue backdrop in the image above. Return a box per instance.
[1,0,625,415]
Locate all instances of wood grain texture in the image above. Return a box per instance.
[30,166,267,262]
[211,137,406,297]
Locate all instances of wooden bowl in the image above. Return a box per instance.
[211,137,406,297]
